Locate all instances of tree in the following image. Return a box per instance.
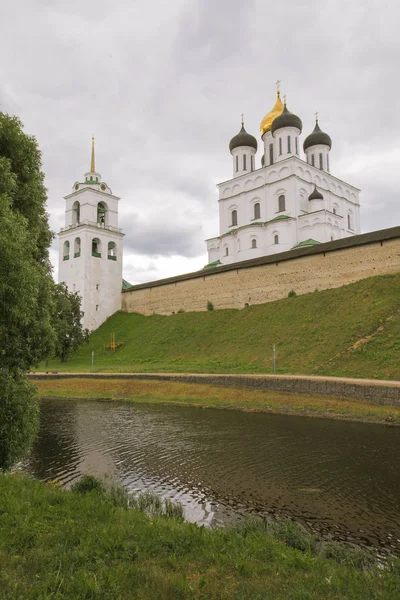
[53,283,88,363]
[0,112,54,470]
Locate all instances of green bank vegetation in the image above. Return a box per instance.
[1,474,399,600]
[41,274,400,380]
[34,378,400,424]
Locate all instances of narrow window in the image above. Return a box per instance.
[252,239,257,248]
[274,234,279,245]
[225,247,229,256]
[97,202,107,225]
[333,207,336,215]
[235,155,238,172]
[269,143,274,165]
[96,177,98,182]
[74,237,81,258]
[92,238,101,257]
[279,138,282,155]
[72,201,80,224]
[243,154,247,171]
[348,214,351,230]
[254,202,260,220]
[63,240,70,260]
[327,154,330,172]
[319,153,323,170]
[108,241,117,260]
[295,137,298,154]
[96,305,99,311]
[231,210,237,226]
[251,155,254,172]
[331,236,334,241]
[287,136,291,153]
[278,195,285,212]
[311,154,315,167]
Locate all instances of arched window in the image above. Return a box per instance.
[347,214,352,230]
[108,241,117,261]
[235,155,238,172]
[251,239,257,249]
[319,153,323,170]
[251,155,254,172]
[295,137,298,154]
[231,210,238,226]
[92,238,101,257]
[225,246,229,256]
[333,207,336,215]
[97,202,107,225]
[254,203,260,220]
[243,154,247,171]
[274,234,279,245]
[311,154,315,167]
[63,240,70,260]
[287,136,291,153]
[72,201,80,224]
[278,195,285,212]
[279,138,282,155]
[74,237,81,258]
[269,143,274,165]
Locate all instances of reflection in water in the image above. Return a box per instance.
[23,398,400,553]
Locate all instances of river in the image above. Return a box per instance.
[23,398,400,554]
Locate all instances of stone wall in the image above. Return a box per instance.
[121,227,400,316]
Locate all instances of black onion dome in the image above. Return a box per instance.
[229,125,258,153]
[303,121,332,151]
[308,185,324,201]
[271,104,302,135]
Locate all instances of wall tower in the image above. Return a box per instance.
[58,138,124,331]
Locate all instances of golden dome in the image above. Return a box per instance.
[260,92,284,136]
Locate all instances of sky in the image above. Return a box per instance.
[1,0,399,285]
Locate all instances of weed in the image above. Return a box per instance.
[206,300,214,311]
[71,475,105,494]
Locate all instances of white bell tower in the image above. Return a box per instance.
[58,137,124,331]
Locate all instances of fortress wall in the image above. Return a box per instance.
[121,228,400,315]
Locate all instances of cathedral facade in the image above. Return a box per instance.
[206,90,361,266]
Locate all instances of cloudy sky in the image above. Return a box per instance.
[1,0,399,284]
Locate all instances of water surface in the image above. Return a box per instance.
[23,398,400,552]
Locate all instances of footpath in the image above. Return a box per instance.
[29,372,400,405]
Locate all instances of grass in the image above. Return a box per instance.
[34,378,400,424]
[39,274,400,380]
[1,474,399,599]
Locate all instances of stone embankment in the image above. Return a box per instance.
[29,372,400,406]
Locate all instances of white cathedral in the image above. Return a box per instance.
[58,88,361,330]
[205,88,360,266]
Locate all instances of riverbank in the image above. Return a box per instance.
[1,474,399,599]
[33,377,400,424]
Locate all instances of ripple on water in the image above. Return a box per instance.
[21,398,400,553]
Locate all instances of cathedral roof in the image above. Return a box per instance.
[292,238,321,248]
[229,124,258,153]
[271,103,302,135]
[308,185,324,201]
[260,91,284,136]
[303,120,332,151]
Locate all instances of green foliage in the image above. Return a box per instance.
[0,371,39,471]
[1,475,399,599]
[71,475,106,495]
[52,282,87,363]
[206,300,214,311]
[0,112,54,470]
[42,274,400,380]
[288,289,297,298]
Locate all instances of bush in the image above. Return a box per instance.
[207,300,214,311]
[318,541,376,569]
[288,289,297,298]
[71,475,105,495]
[235,517,315,553]
[0,370,39,471]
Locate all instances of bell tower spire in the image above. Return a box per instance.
[90,135,95,173]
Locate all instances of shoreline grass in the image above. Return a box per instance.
[33,378,400,425]
[1,474,399,599]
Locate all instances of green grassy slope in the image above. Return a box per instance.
[42,274,400,379]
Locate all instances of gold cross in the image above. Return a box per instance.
[276,80,281,92]
[315,111,319,122]
[241,113,244,125]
